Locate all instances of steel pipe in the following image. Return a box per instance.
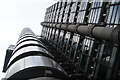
[52,23,57,28]
[41,22,120,43]
[61,24,68,30]
[77,25,94,37]
[56,23,61,29]
[67,24,78,33]
[92,26,120,43]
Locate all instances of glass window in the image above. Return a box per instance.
[80,54,88,70]
[65,5,70,13]
[115,5,120,24]
[79,1,88,10]
[62,0,67,7]
[69,35,80,61]
[71,2,78,12]
[111,5,118,24]
[77,11,86,23]
[67,0,72,4]
[54,29,59,42]
[58,15,63,23]
[62,33,71,53]
[63,14,68,23]
[107,6,114,23]
[69,13,76,23]
[60,7,64,14]
[111,0,120,4]
[56,9,60,16]
[96,8,101,23]
[88,10,93,23]
[58,2,62,8]
[93,9,98,23]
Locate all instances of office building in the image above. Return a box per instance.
[41,0,120,80]
[3,0,120,80]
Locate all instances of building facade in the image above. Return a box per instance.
[41,0,120,80]
[3,0,120,80]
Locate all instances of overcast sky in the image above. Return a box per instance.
[0,0,57,78]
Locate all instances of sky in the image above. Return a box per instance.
[0,0,58,78]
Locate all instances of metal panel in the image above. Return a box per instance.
[19,28,35,38]
[18,35,37,42]
[7,46,53,68]
[16,37,46,48]
[6,56,68,79]
[13,42,47,55]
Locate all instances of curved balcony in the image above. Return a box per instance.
[6,56,68,79]
[12,41,47,55]
[16,37,40,45]
[18,35,37,42]
[7,46,53,69]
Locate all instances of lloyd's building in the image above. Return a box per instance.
[2,0,120,80]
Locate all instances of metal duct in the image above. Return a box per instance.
[56,23,61,29]
[52,23,57,28]
[49,23,53,27]
[91,26,120,43]
[67,24,79,33]
[46,23,50,27]
[41,22,120,43]
[61,24,68,30]
[77,25,93,37]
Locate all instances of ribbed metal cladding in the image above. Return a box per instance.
[5,28,68,79]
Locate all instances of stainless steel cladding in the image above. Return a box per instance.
[4,28,68,80]
[6,56,68,79]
